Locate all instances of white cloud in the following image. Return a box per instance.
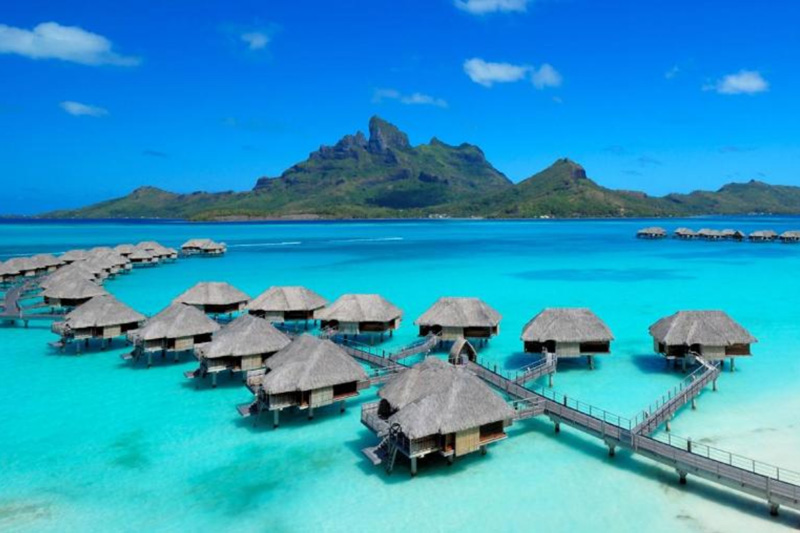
[455,0,528,14]
[531,63,562,89]
[0,22,139,66]
[241,32,269,50]
[665,65,680,79]
[704,70,769,95]
[463,58,528,87]
[373,88,448,108]
[464,58,562,89]
[60,101,108,117]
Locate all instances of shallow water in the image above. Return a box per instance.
[1,217,799,532]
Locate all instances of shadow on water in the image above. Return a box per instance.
[630,353,674,375]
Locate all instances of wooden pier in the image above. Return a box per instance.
[0,279,63,325]
[464,357,800,516]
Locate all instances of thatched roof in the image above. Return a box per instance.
[182,238,213,248]
[674,227,696,236]
[780,230,800,239]
[39,264,98,289]
[114,244,136,254]
[95,251,130,267]
[415,297,501,328]
[134,303,220,341]
[0,261,9,277]
[173,282,250,307]
[697,228,722,238]
[41,277,107,300]
[60,294,145,329]
[749,230,777,238]
[60,249,89,262]
[521,308,614,343]
[128,248,155,261]
[637,226,666,235]
[247,286,327,313]
[380,358,513,440]
[649,311,757,346]
[720,229,744,237]
[89,247,115,255]
[3,257,36,274]
[260,334,367,394]
[316,294,402,323]
[197,314,290,359]
[31,254,63,269]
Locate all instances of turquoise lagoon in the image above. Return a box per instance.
[1,218,799,532]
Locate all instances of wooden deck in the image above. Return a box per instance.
[464,358,800,515]
[0,279,63,323]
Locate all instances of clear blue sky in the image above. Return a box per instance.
[1,0,798,214]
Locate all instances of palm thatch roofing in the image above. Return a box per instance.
[89,247,115,254]
[197,314,291,359]
[260,334,367,394]
[697,228,723,238]
[173,282,250,307]
[720,229,744,238]
[128,248,155,261]
[39,264,98,289]
[95,251,130,267]
[316,294,402,323]
[60,294,145,329]
[521,308,614,343]
[780,230,800,240]
[114,244,136,255]
[0,261,10,277]
[649,311,757,347]
[31,254,63,269]
[182,238,213,248]
[3,257,36,275]
[41,277,108,300]
[674,227,697,236]
[379,358,514,440]
[60,249,89,262]
[749,230,777,239]
[247,286,328,314]
[637,226,667,236]
[134,303,220,341]
[415,297,501,328]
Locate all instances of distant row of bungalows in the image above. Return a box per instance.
[29,268,757,473]
[0,238,227,287]
[637,226,800,242]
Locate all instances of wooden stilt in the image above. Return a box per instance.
[770,503,780,517]
[410,457,417,476]
[554,422,561,434]
[308,405,314,420]
[678,470,687,485]
[691,398,697,410]
[212,372,217,388]
[608,444,616,457]
[730,357,736,373]
[340,400,345,414]
[548,372,554,388]
[273,409,280,429]
[480,445,487,456]
[147,352,152,368]
[588,355,594,370]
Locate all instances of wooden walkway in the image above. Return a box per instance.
[0,279,62,323]
[465,358,800,515]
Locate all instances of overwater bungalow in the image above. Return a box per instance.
[181,238,226,256]
[317,293,402,338]
[720,229,745,241]
[173,281,250,316]
[83,256,118,277]
[137,241,176,260]
[749,230,777,242]
[4,257,39,278]
[41,277,108,309]
[697,228,723,240]
[51,294,145,351]
[127,303,220,366]
[246,285,327,325]
[128,248,157,266]
[59,249,89,264]
[361,357,514,475]
[521,307,614,369]
[637,227,667,239]
[252,334,368,426]
[779,230,800,243]
[39,263,99,290]
[114,244,136,257]
[674,228,697,239]
[97,251,132,272]
[31,254,63,274]
[415,297,501,343]
[649,310,757,371]
[189,314,291,387]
